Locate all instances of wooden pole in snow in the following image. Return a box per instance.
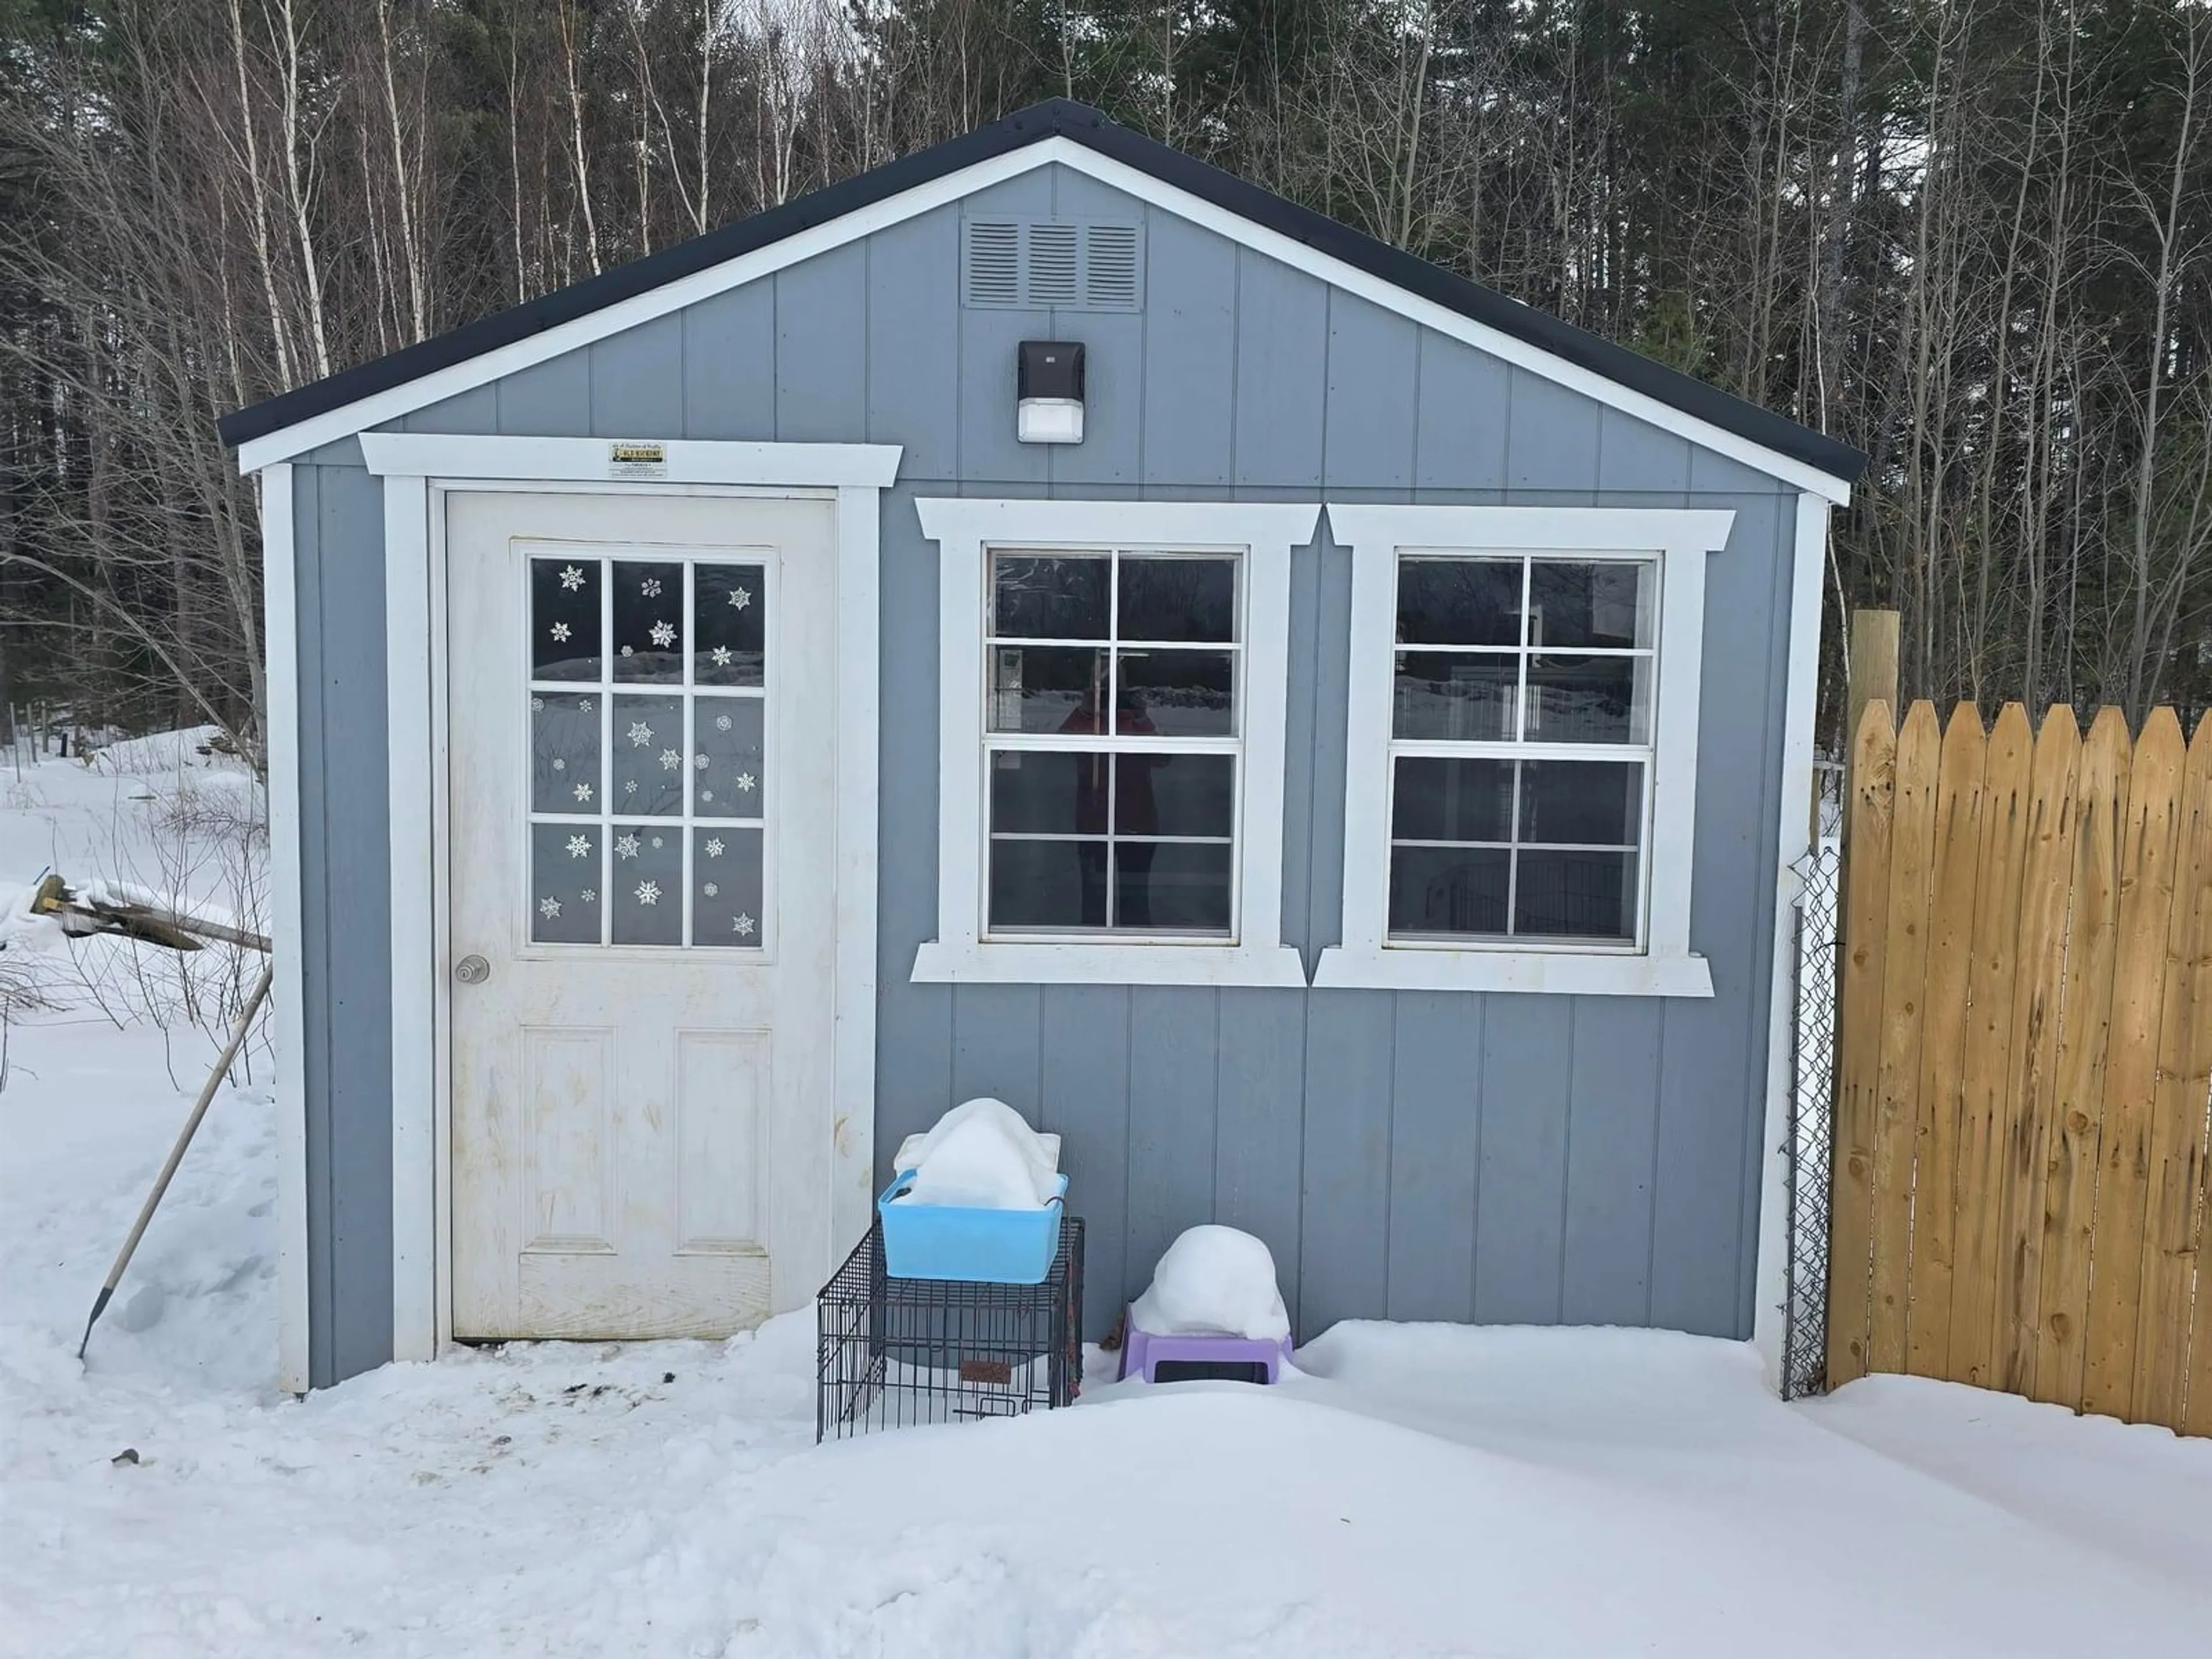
[77,961,274,1361]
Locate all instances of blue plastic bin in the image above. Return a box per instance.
[877,1171,1069,1283]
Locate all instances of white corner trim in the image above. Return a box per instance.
[384,473,437,1363]
[1753,491,1830,1391]
[1325,503,1732,997]
[1313,946,1712,997]
[912,497,1319,988]
[262,463,310,1395]
[377,440,888,1374]
[358,433,901,488]
[913,940,1309,987]
[831,483,881,1266]
[240,139,1850,504]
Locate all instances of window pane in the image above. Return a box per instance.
[1397,558,1521,646]
[531,823,603,944]
[609,824,683,945]
[990,837,1107,929]
[991,645,1108,733]
[1118,752,1234,839]
[1118,555,1236,643]
[1523,654,1649,744]
[532,557,602,681]
[1514,849,1638,940]
[992,553,1109,639]
[990,749,1105,836]
[611,694,685,816]
[1115,842,1231,933]
[1528,560,1652,650]
[531,694,600,815]
[691,827,764,946]
[1392,757,1514,843]
[692,698,764,817]
[612,561,685,683]
[1115,649,1233,736]
[1518,760,1642,846]
[1393,652,1516,740]
[693,563,765,687]
[1389,846,1510,937]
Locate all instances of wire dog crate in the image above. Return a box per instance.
[817,1215,1085,1440]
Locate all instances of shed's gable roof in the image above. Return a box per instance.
[221,100,1861,496]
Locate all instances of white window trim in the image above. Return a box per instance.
[911,497,1316,988]
[356,431,895,1365]
[1316,505,1733,998]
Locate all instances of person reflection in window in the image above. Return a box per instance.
[1063,671,1161,927]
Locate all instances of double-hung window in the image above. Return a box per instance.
[984,548,1241,937]
[914,499,1315,987]
[1320,506,1734,997]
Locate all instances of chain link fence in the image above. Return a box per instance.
[1779,763,1844,1402]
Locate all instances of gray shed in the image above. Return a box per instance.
[221,101,1861,1392]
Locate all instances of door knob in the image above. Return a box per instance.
[454,954,491,984]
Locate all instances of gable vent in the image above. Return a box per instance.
[961,218,1145,312]
[1083,223,1141,309]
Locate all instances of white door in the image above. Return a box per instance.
[445,490,838,1340]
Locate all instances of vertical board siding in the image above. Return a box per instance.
[1384,993,1483,1323]
[300,461,396,1385]
[774,242,869,443]
[1474,996,1574,1323]
[1834,702,2212,1436]
[1562,999,1666,1327]
[298,161,1800,1377]
[589,312,683,438]
[680,281,777,439]
[1298,990,1396,1332]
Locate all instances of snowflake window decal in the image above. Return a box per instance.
[531,696,545,712]
[551,757,566,772]
[736,772,756,794]
[573,782,593,802]
[649,620,677,649]
[559,565,585,592]
[550,622,571,643]
[659,748,682,772]
[635,880,662,907]
[581,888,596,904]
[714,713,733,732]
[732,913,755,937]
[578,698,593,712]
[650,835,664,849]
[539,897,562,919]
[624,780,638,795]
[729,588,752,610]
[566,834,592,858]
[710,646,733,668]
[620,645,635,658]
[640,576,663,598]
[700,790,714,803]
[703,882,719,898]
[615,834,641,860]
[628,722,653,747]
[704,836,725,858]
[693,753,709,771]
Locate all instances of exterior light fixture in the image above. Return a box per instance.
[1016,340,1085,444]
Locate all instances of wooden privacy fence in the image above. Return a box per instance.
[1828,700,2212,1435]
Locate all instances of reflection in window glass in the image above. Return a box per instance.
[984,548,1242,937]
[527,551,770,948]
[1384,551,1655,946]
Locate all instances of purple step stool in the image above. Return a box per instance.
[1117,1306,1291,1385]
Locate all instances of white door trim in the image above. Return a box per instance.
[369,435,897,1359]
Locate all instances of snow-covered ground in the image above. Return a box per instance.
[5,741,2210,1658]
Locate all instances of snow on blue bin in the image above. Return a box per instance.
[877,1171,1069,1283]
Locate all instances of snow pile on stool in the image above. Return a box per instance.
[890,1097,1060,1210]
[1131,1225,1290,1340]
